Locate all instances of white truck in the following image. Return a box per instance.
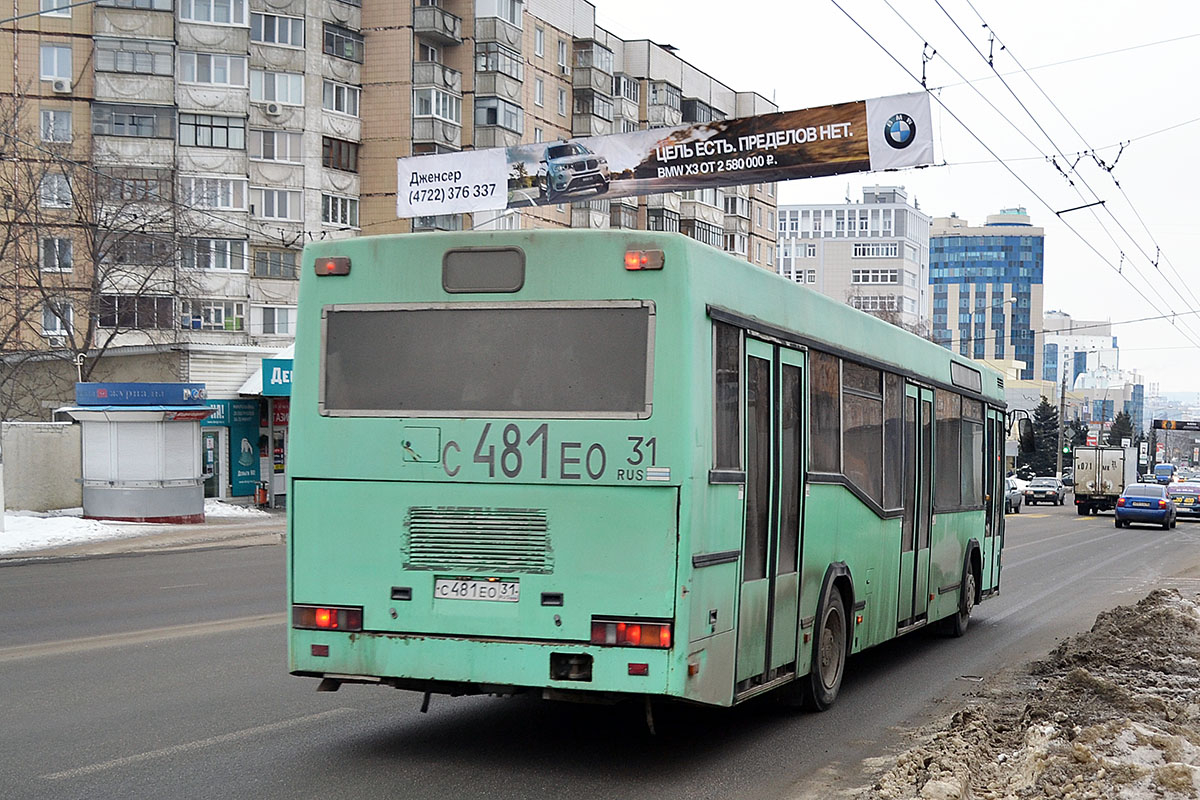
[1073,445,1138,515]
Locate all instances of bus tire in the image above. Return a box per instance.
[802,583,847,712]
[946,559,977,638]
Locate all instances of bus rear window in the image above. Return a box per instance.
[320,302,653,417]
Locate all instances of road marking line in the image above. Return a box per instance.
[41,708,355,780]
[0,614,284,664]
[158,583,206,590]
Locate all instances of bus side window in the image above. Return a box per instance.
[713,322,741,471]
[809,351,840,474]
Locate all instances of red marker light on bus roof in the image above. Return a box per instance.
[315,257,351,276]
[624,250,664,271]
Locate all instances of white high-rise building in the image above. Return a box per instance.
[775,186,931,332]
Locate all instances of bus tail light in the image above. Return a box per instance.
[293,604,363,631]
[315,257,351,276]
[624,250,665,271]
[590,618,672,648]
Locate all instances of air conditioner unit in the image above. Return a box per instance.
[46,334,67,348]
[264,102,283,116]
[51,78,71,94]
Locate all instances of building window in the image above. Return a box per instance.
[42,298,73,336]
[724,233,747,256]
[476,41,522,79]
[647,208,679,232]
[253,249,298,279]
[853,242,900,258]
[179,114,245,148]
[251,188,302,221]
[95,38,174,75]
[41,110,71,142]
[321,137,359,172]
[572,89,613,121]
[104,232,174,265]
[413,87,461,123]
[251,13,304,47]
[98,295,173,329]
[322,194,359,227]
[323,23,364,63]
[649,81,681,110]
[418,40,439,62]
[534,77,544,106]
[556,88,566,116]
[322,80,360,117]
[181,238,246,271]
[476,0,522,27]
[534,26,544,57]
[181,176,247,210]
[249,129,302,163]
[41,238,72,272]
[610,202,636,230]
[680,219,722,248]
[474,97,522,132]
[806,270,817,283]
[97,0,173,8]
[180,299,245,331]
[250,70,303,104]
[99,167,171,201]
[40,174,71,208]
[257,306,294,335]
[613,73,640,102]
[851,268,899,284]
[180,0,247,25]
[180,52,247,86]
[92,103,174,138]
[41,0,71,16]
[556,39,567,70]
[849,295,899,312]
[40,44,71,80]
[682,187,720,208]
[621,119,638,133]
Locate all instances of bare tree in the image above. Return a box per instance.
[0,90,203,418]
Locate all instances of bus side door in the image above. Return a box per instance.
[735,339,804,695]
[898,384,933,628]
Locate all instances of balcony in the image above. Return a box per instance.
[412,61,462,94]
[474,16,521,49]
[413,5,462,46]
[412,117,462,149]
[412,214,463,232]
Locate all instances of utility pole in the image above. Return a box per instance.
[1055,373,1067,476]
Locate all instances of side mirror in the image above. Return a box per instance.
[1018,418,1035,454]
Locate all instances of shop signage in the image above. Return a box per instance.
[76,382,207,406]
[263,358,293,397]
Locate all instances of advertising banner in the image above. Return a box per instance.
[76,382,207,406]
[397,92,934,219]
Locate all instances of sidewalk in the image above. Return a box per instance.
[0,508,286,563]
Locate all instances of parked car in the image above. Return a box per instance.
[537,142,610,203]
[1114,484,1177,529]
[1005,477,1022,514]
[1167,483,1200,518]
[1024,477,1066,506]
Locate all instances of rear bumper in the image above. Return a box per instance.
[1115,507,1170,524]
[290,628,677,698]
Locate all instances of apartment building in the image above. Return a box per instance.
[774,186,931,332]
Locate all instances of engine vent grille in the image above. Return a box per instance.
[996,376,1005,390]
[405,506,551,573]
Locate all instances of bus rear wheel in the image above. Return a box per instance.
[946,566,976,637]
[802,583,847,711]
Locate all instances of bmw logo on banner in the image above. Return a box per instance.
[866,92,934,171]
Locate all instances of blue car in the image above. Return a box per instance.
[1114,484,1177,529]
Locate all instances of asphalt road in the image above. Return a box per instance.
[3,505,1200,800]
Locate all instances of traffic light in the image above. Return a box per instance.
[1062,446,1071,454]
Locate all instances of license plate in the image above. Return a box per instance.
[1131,501,1151,508]
[434,577,520,603]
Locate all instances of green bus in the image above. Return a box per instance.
[288,229,1014,712]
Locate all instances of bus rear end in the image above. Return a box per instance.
[287,232,695,704]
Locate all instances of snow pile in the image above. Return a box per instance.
[0,499,270,556]
[859,589,1200,799]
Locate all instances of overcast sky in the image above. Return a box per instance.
[592,0,1200,397]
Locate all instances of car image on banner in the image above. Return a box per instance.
[535,142,610,203]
